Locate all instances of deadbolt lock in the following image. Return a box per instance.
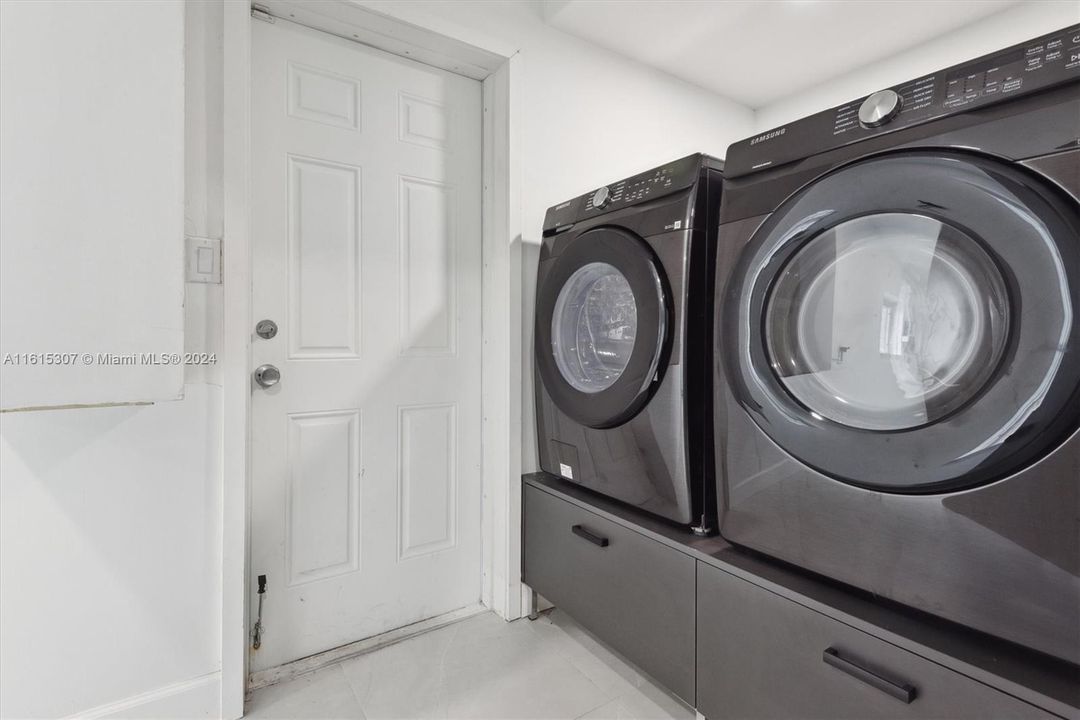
[255,319,278,339]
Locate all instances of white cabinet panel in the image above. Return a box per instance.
[0,0,186,409]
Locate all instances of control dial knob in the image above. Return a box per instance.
[858,89,902,128]
[591,186,611,209]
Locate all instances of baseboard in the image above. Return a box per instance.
[248,603,488,691]
[67,672,221,720]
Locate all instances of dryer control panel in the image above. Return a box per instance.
[725,23,1080,178]
[542,153,722,235]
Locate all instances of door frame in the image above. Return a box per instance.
[221,2,524,717]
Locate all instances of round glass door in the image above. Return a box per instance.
[722,150,1080,492]
[552,262,639,393]
[534,227,670,429]
[765,213,1009,431]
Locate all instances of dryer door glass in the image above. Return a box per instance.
[552,262,638,393]
[534,226,670,429]
[765,213,1009,431]
[724,150,1080,491]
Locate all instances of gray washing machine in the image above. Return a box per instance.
[715,25,1080,665]
[535,154,722,527]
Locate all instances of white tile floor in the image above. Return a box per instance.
[245,610,695,720]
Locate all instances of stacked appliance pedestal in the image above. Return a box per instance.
[523,473,1079,719]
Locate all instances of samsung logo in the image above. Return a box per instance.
[750,127,786,145]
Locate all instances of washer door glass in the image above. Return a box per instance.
[552,262,638,393]
[765,213,1009,431]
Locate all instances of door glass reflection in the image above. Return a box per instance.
[552,262,638,393]
[766,213,1009,430]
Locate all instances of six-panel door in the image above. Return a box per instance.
[250,18,483,671]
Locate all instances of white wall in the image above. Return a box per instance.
[0,2,225,718]
[754,0,1080,131]
[0,0,186,411]
[356,0,756,472]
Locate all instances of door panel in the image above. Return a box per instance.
[399,177,456,355]
[251,18,482,672]
[398,403,457,559]
[286,409,361,586]
[287,155,362,359]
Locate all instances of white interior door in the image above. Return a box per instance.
[250,17,483,672]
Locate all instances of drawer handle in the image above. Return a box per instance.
[823,647,916,704]
[571,524,609,547]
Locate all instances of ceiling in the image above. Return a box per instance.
[542,0,1022,108]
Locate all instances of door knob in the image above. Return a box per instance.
[253,364,281,388]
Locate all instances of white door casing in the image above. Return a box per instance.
[250,18,483,672]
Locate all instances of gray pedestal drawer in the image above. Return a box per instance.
[696,562,1055,719]
[522,484,696,704]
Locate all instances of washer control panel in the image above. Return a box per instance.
[726,23,1080,178]
[543,153,720,234]
[583,166,677,211]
